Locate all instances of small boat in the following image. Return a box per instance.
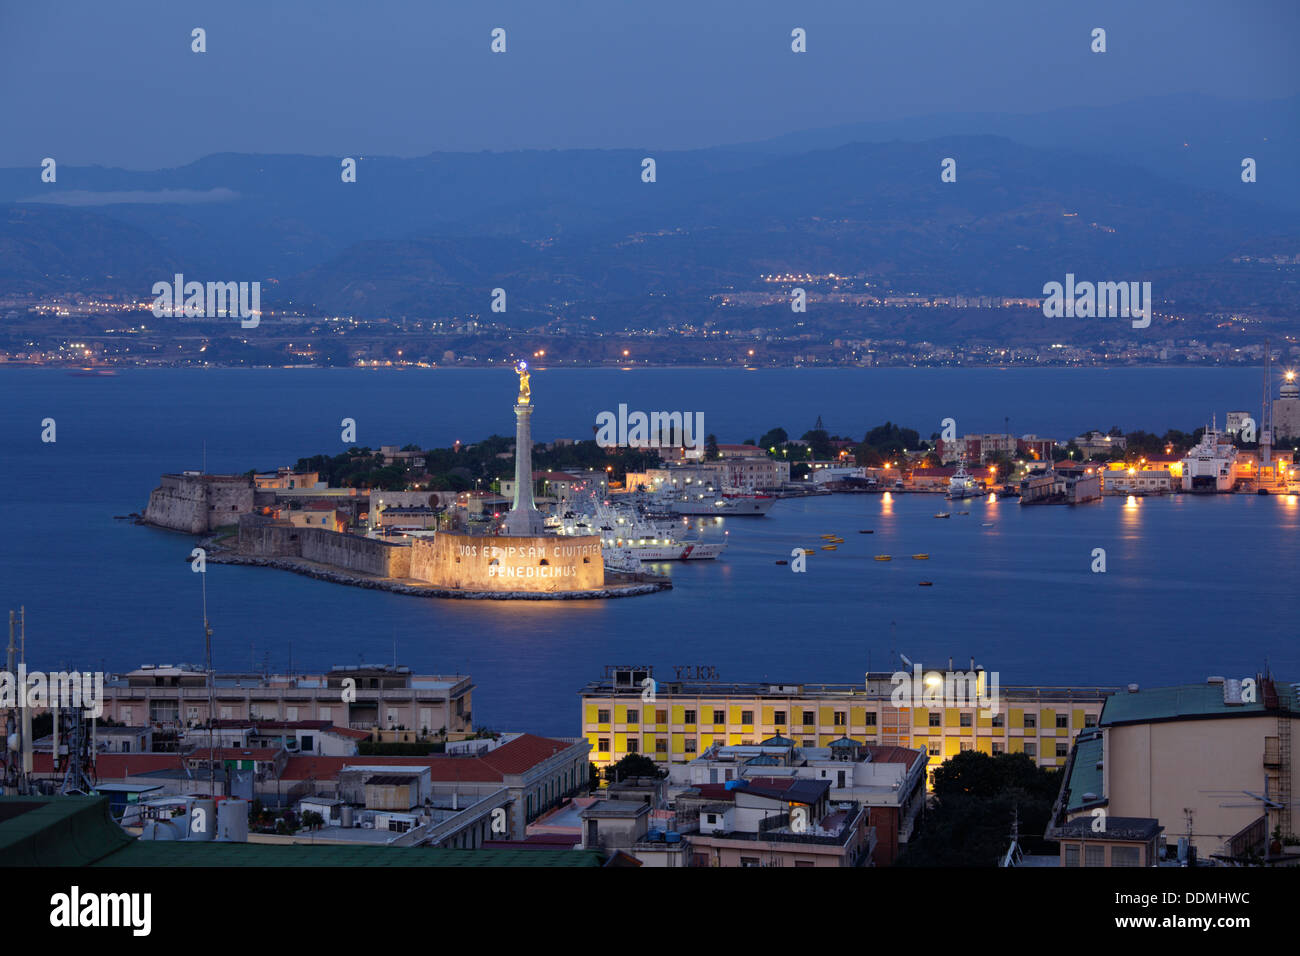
[874,555,892,561]
[982,522,993,527]
[919,581,934,587]
[912,554,929,560]
[958,511,970,515]
[934,513,951,519]
[858,529,873,534]
[820,534,837,539]
[822,545,838,551]
[801,548,815,555]
[775,559,788,565]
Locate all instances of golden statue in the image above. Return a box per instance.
[515,360,531,405]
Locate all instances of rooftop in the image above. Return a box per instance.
[1101,678,1298,727]
[0,797,602,867]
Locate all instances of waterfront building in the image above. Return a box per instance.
[1073,431,1127,458]
[579,665,1111,782]
[99,664,474,737]
[937,433,1016,464]
[253,468,321,490]
[1099,458,1182,495]
[1020,461,1101,504]
[1050,676,1300,863]
[1276,371,1300,441]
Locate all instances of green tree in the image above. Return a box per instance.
[609,753,662,782]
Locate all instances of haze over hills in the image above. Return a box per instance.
[2,94,1296,328]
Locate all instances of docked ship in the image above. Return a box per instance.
[641,484,775,517]
[946,462,982,500]
[547,504,726,561]
[1181,420,1239,493]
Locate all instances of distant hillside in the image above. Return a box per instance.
[1,100,1296,322]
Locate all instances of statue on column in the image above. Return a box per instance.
[515,360,531,405]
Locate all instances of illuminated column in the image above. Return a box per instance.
[502,401,547,535]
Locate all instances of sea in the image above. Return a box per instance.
[1,366,1296,736]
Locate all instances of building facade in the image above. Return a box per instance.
[580,665,1112,783]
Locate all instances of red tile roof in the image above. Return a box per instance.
[865,744,925,767]
[278,735,577,783]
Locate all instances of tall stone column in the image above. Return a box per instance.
[502,402,547,535]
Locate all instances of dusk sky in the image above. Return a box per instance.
[2,0,1297,169]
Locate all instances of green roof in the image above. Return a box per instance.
[1064,732,1105,812]
[0,797,601,867]
[1100,680,1296,727]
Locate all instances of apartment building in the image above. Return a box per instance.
[101,664,474,738]
[580,664,1112,784]
[1051,675,1300,864]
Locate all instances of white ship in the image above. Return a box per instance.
[946,462,982,499]
[642,484,775,517]
[1181,419,1239,493]
[547,503,726,561]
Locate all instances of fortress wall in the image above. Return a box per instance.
[145,474,254,533]
[145,478,207,533]
[300,528,410,578]
[410,533,603,593]
[236,516,410,577]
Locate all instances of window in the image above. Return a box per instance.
[1056,714,1068,729]
[1111,845,1140,867]
[683,709,696,724]
[1056,742,1069,758]
[627,738,639,753]
[685,739,697,753]
[929,742,941,756]
[626,709,639,724]
[741,710,754,724]
[833,712,846,726]
[1024,742,1037,758]
[713,709,726,725]
[992,713,1004,728]
[802,711,815,726]
[1065,845,1081,867]
[959,713,972,728]
[656,709,667,724]
[597,709,610,724]
[706,813,717,824]
[992,742,1004,754]
[959,741,973,752]
[928,712,941,728]
[1024,713,1037,729]
[1084,713,1098,728]
[1084,845,1105,867]
[300,734,314,752]
[774,710,786,725]
[803,740,815,748]
[864,712,876,726]
[655,738,667,754]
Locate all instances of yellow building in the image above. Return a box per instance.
[580,665,1112,784]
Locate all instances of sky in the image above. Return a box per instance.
[0,0,1297,168]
